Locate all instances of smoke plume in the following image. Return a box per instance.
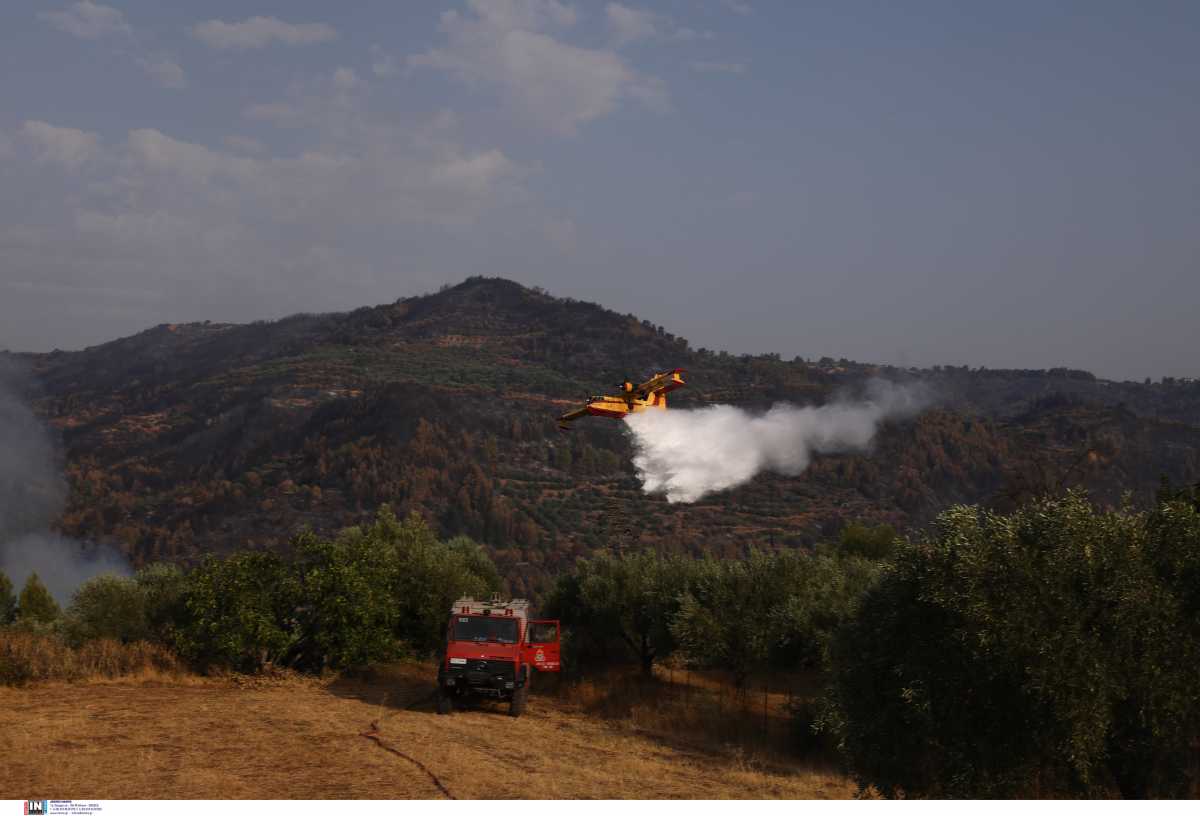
[624,380,929,503]
[0,357,130,603]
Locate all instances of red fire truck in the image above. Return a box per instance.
[436,596,561,717]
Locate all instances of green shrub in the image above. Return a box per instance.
[549,547,881,684]
[66,574,148,644]
[381,510,502,655]
[169,507,503,673]
[837,522,898,560]
[772,553,880,669]
[546,549,692,677]
[5,509,504,677]
[291,528,401,670]
[17,573,60,624]
[825,492,1200,798]
[174,552,299,673]
[672,552,807,687]
[670,550,878,686]
[0,570,15,625]
[135,562,189,643]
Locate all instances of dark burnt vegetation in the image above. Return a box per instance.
[12,276,1200,602]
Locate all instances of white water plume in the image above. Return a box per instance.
[624,380,929,503]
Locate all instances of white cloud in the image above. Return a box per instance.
[430,149,520,197]
[604,4,713,47]
[20,121,100,167]
[38,1,131,40]
[127,128,258,185]
[243,66,372,133]
[606,3,658,46]
[2,94,532,334]
[137,56,187,89]
[690,60,748,75]
[2,56,596,352]
[192,17,338,50]
[40,4,190,92]
[409,0,666,134]
[370,45,398,77]
[721,0,752,15]
[224,135,265,154]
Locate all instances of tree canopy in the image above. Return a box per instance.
[0,570,16,625]
[825,491,1200,798]
[170,507,501,673]
[547,549,691,676]
[17,573,60,624]
[67,574,148,644]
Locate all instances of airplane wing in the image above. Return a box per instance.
[632,369,686,398]
[557,404,590,430]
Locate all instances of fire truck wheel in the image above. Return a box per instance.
[436,689,453,715]
[509,683,528,718]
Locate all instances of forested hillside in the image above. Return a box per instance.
[8,277,1200,597]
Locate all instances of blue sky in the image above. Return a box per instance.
[1,1,1197,380]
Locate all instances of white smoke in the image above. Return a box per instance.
[0,358,131,603]
[1,532,132,603]
[624,380,929,503]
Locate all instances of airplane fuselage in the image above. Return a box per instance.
[557,369,686,430]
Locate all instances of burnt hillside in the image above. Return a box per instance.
[8,277,1200,597]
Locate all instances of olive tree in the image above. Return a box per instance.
[135,563,189,643]
[290,526,402,671]
[825,492,1200,798]
[548,549,693,677]
[381,509,502,656]
[174,552,299,673]
[671,550,811,687]
[67,574,148,643]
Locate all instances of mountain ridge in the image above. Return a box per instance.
[7,277,1200,597]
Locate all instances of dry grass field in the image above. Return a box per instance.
[0,662,858,800]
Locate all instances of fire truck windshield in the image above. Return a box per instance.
[452,616,519,644]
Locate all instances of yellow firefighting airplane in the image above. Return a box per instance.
[557,369,687,431]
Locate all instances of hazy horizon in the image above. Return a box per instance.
[2,1,1197,381]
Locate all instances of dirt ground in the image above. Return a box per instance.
[0,663,857,799]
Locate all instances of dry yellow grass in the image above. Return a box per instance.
[0,630,186,685]
[0,661,858,800]
[554,662,829,761]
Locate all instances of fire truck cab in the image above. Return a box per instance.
[436,596,561,717]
